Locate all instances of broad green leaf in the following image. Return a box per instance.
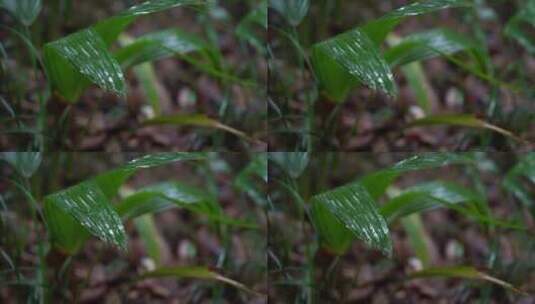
[139,266,262,296]
[311,0,471,102]
[409,265,525,294]
[115,28,206,68]
[312,28,396,101]
[44,180,127,251]
[270,152,309,179]
[385,28,477,67]
[360,152,473,200]
[44,29,125,102]
[505,0,535,54]
[361,0,472,45]
[311,182,392,256]
[0,0,42,26]
[309,199,354,255]
[0,152,41,178]
[503,153,535,208]
[43,198,90,254]
[44,0,205,102]
[45,153,205,253]
[380,181,482,222]
[407,114,521,141]
[144,114,252,141]
[270,0,309,26]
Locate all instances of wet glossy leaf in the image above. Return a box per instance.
[0,0,42,26]
[309,199,354,255]
[407,114,520,141]
[44,153,205,253]
[361,153,473,200]
[270,0,309,26]
[311,182,392,256]
[44,180,127,251]
[312,28,396,101]
[311,0,471,102]
[0,152,41,178]
[139,266,262,296]
[144,114,251,141]
[362,0,472,45]
[409,266,525,294]
[115,28,206,68]
[44,0,205,102]
[44,29,125,101]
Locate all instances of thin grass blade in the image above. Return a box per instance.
[144,114,252,141]
[408,265,526,294]
[407,114,522,142]
[139,266,263,296]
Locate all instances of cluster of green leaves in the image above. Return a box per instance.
[42,0,205,102]
[269,0,532,149]
[0,152,266,299]
[271,152,534,297]
[1,0,266,149]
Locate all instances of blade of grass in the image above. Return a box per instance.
[143,113,253,142]
[408,265,526,294]
[380,181,484,222]
[402,214,432,267]
[505,0,535,54]
[115,28,207,69]
[503,153,535,209]
[138,266,263,296]
[407,114,524,142]
[134,215,165,266]
[361,0,472,45]
[360,152,473,200]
